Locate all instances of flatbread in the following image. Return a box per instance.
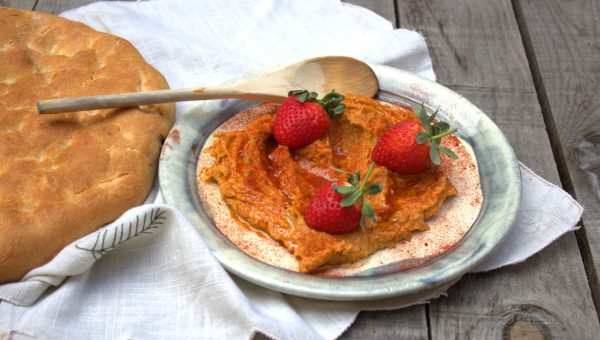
[197,101,482,276]
[0,8,175,283]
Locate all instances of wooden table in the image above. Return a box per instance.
[3,0,599,338]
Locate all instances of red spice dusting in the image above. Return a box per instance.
[229,210,269,239]
[168,129,181,144]
[197,103,483,276]
[439,243,453,251]
[160,142,171,160]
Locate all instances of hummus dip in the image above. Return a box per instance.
[198,94,482,275]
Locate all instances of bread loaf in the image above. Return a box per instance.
[0,8,175,283]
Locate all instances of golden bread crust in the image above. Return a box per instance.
[0,8,176,283]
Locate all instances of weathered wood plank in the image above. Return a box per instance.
[34,0,130,14]
[34,0,95,13]
[21,0,600,338]
[343,0,396,27]
[339,1,429,339]
[0,0,36,10]
[514,0,600,309]
[397,0,600,338]
[341,306,428,340]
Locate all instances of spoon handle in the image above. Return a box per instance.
[37,88,198,114]
[36,86,286,114]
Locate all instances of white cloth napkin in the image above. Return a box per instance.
[0,0,583,339]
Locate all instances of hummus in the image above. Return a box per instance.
[198,94,471,273]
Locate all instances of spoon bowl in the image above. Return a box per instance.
[37,56,379,114]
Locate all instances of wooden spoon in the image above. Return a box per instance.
[37,56,379,114]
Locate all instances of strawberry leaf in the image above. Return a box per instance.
[334,162,383,227]
[318,89,346,118]
[431,127,458,141]
[288,89,346,117]
[413,103,459,164]
[340,190,362,207]
[321,90,344,103]
[436,121,450,132]
[350,172,360,186]
[297,91,308,102]
[332,104,346,115]
[427,108,439,125]
[414,104,429,127]
[288,90,318,103]
[332,184,356,195]
[288,89,306,96]
[364,183,383,195]
[439,145,459,159]
[430,144,441,165]
[334,167,360,185]
[333,167,353,176]
[360,200,376,227]
[416,132,428,144]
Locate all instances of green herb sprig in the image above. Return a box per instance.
[289,89,346,118]
[414,104,459,165]
[332,162,382,228]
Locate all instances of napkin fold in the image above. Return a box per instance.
[0,0,583,339]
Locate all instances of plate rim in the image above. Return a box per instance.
[159,64,521,301]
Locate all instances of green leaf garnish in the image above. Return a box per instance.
[416,132,428,144]
[439,145,459,160]
[288,89,306,97]
[297,91,308,102]
[414,104,429,127]
[427,107,439,125]
[332,184,355,194]
[430,144,441,165]
[340,190,362,207]
[332,162,382,228]
[364,183,383,195]
[436,121,450,131]
[334,167,359,186]
[287,89,346,118]
[349,173,360,186]
[361,201,376,227]
[333,167,353,176]
[414,103,459,164]
[332,104,346,115]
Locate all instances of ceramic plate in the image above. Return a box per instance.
[159,65,521,301]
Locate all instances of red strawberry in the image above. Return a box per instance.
[304,163,382,234]
[273,90,345,148]
[372,105,458,174]
[303,182,361,234]
[371,120,431,174]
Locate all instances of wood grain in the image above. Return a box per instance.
[10,0,600,338]
[341,306,428,339]
[0,0,36,9]
[34,0,129,14]
[514,0,600,309]
[397,0,600,338]
[343,0,396,27]
[339,1,430,339]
